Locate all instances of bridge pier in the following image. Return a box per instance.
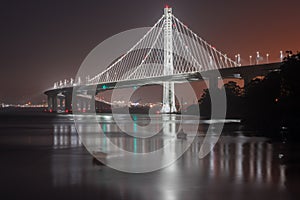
[57,94,64,112]
[208,76,219,90]
[72,98,80,112]
[45,88,73,113]
[82,101,87,112]
[63,92,72,112]
[88,95,95,112]
[47,94,58,112]
[87,91,95,113]
[72,91,95,113]
[74,98,85,112]
[53,96,58,112]
[47,95,52,111]
[161,82,177,113]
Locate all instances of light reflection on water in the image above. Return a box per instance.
[49,114,286,191]
[208,137,285,189]
[53,124,80,148]
[0,113,293,199]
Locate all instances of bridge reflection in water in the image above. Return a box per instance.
[50,114,286,192]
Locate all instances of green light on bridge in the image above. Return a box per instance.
[102,85,108,89]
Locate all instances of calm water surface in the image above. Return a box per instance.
[0,112,299,200]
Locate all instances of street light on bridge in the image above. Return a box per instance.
[256,51,260,64]
[280,50,284,62]
[266,53,270,63]
[237,54,241,65]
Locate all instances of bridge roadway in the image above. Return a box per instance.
[44,62,281,113]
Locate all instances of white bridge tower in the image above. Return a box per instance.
[161,6,177,113]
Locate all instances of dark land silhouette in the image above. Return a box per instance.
[189,52,300,140]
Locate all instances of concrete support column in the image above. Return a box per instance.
[74,98,82,112]
[209,76,219,90]
[47,95,52,111]
[87,91,95,113]
[51,95,57,112]
[64,92,72,112]
[82,100,87,112]
[89,95,95,112]
[59,97,64,110]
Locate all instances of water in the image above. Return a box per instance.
[0,112,299,199]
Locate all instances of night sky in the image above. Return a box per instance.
[1,0,299,104]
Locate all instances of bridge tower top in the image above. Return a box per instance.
[164,6,173,76]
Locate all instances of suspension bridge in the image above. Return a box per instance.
[45,6,281,113]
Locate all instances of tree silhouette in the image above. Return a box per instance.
[196,81,244,118]
[192,52,300,139]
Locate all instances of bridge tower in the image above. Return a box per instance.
[161,6,177,113]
